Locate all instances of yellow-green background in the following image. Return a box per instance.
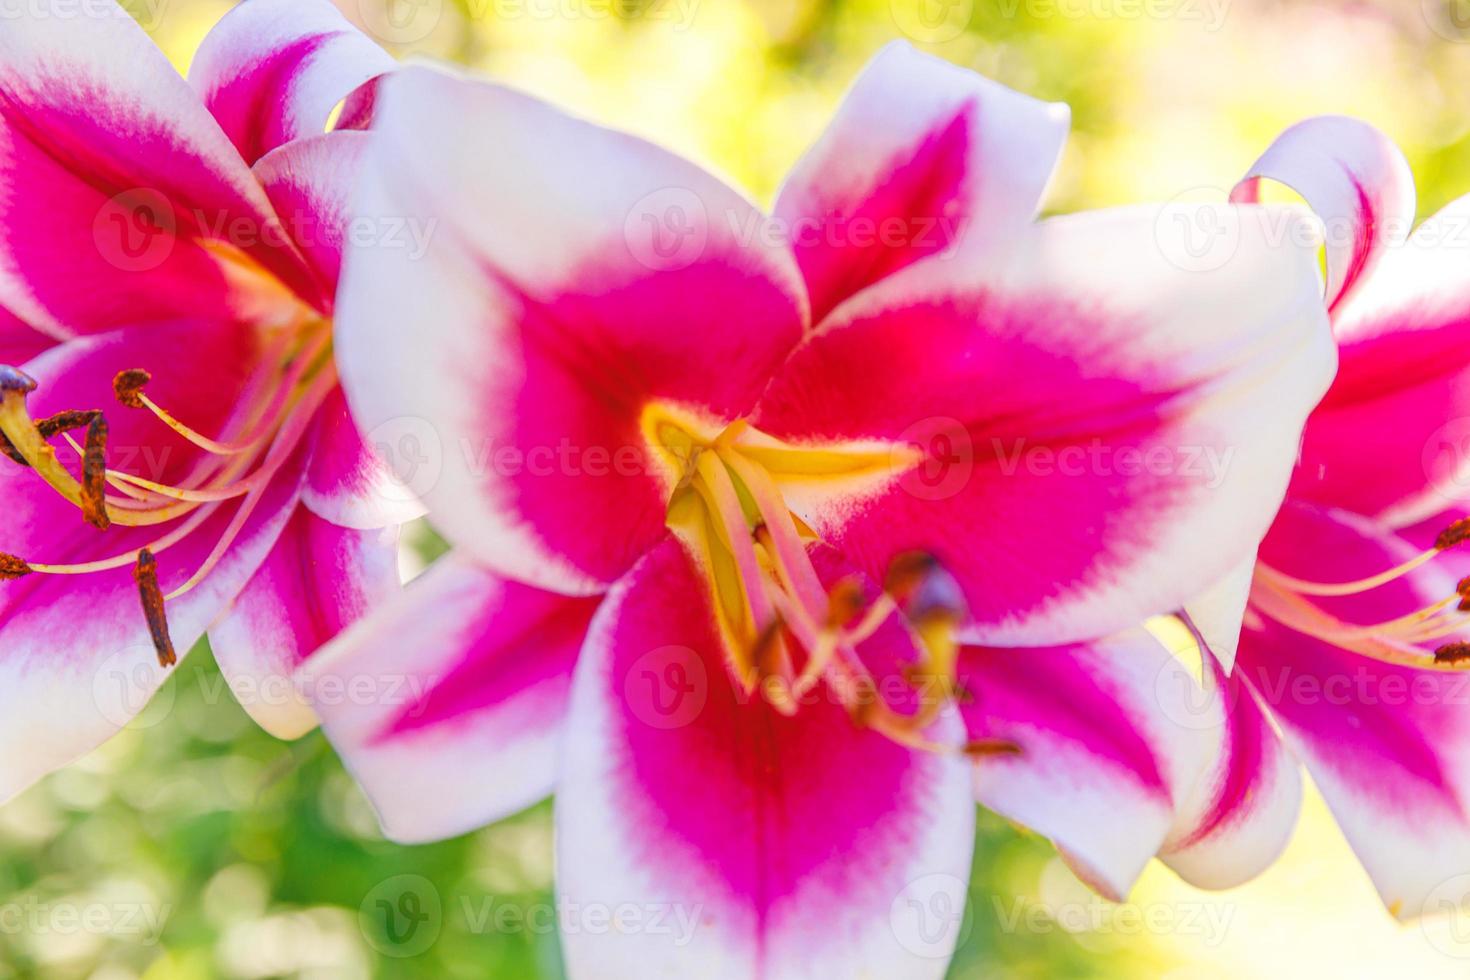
[6,0,1470,976]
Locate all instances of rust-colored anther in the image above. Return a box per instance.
[1437,518,1470,551]
[751,617,786,678]
[1434,642,1470,666]
[79,414,110,531]
[825,577,866,630]
[113,369,151,409]
[133,548,176,668]
[962,738,1022,759]
[37,409,100,440]
[0,553,31,579]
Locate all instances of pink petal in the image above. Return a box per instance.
[301,386,427,530]
[302,553,601,842]
[1240,502,1470,917]
[1291,193,1470,527]
[208,508,399,739]
[1160,650,1302,890]
[557,537,974,978]
[0,323,301,801]
[335,67,807,594]
[1232,115,1414,313]
[0,2,320,334]
[0,307,54,365]
[754,204,1335,644]
[774,41,1068,321]
[961,631,1182,898]
[252,130,369,299]
[189,0,394,165]
[1180,559,1256,673]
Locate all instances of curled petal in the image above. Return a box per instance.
[1231,115,1414,313]
[189,0,394,165]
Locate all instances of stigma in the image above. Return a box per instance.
[649,404,1011,758]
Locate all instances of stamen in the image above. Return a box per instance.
[133,548,176,668]
[79,414,110,531]
[1256,548,1442,597]
[0,553,31,579]
[37,410,100,440]
[962,738,1023,758]
[1437,518,1470,550]
[113,369,150,409]
[1435,643,1470,666]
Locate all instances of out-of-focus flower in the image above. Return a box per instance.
[0,0,415,800]
[1179,116,1470,920]
[310,43,1333,977]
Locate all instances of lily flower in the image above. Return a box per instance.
[310,44,1333,975]
[0,0,413,800]
[1169,116,1470,920]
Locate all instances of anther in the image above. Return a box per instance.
[825,577,865,630]
[133,548,176,667]
[113,369,151,409]
[962,738,1022,759]
[0,553,31,579]
[37,409,100,440]
[1436,518,1470,551]
[79,414,110,531]
[1435,642,1470,665]
[0,366,37,395]
[885,551,967,624]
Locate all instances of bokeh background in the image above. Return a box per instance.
[6,0,1470,976]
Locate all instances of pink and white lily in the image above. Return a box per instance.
[0,0,414,801]
[310,45,1335,975]
[1175,116,1470,919]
